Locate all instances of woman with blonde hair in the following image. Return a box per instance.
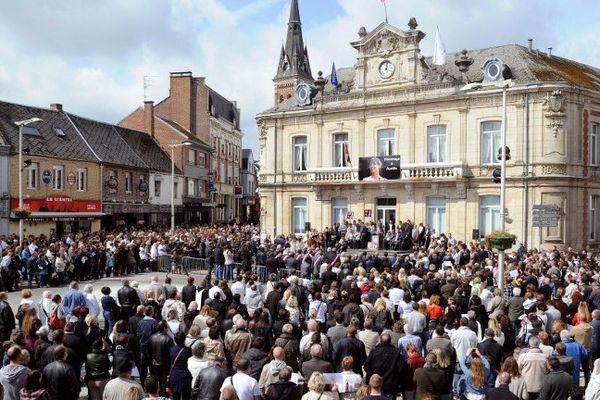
[286,295,301,327]
[371,298,392,332]
[487,318,505,347]
[430,348,454,397]
[573,301,591,326]
[496,356,528,399]
[21,307,41,349]
[301,371,338,400]
[458,348,490,400]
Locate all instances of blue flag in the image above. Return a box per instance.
[331,61,338,87]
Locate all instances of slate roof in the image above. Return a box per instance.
[67,114,147,168]
[0,100,98,161]
[114,126,173,173]
[155,116,212,149]
[259,44,600,114]
[428,44,600,90]
[208,88,239,126]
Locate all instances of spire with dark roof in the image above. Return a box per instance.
[274,0,313,82]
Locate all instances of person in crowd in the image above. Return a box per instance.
[85,338,112,400]
[457,347,490,400]
[333,325,367,376]
[0,345,30,400]
[302,372,338,400]
[400,343,424,400]
[264,366,301,400]
[148,321,175,384]
[192,356,227,400]
[221,358,260,400]
[538,357,572,400]
[487,372,519,400]
[168,331,193,400]
[258,346,287,396]
[41,345,80,400]
[413,352,447,399]
[19,370,50,400]
[517,336,548,399]
[103,358,144,400]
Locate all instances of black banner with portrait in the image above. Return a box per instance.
[358,156,401,181]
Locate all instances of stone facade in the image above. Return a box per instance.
[257,12,600,250]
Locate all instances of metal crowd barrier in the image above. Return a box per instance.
[182,256,209,272]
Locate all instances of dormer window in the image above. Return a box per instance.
[22,126,40,136]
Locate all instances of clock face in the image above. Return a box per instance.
[379,61,395,79]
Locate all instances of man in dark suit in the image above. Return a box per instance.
[487,372,519,400]
[181,276,197,309]
[364,333,404,398]
[538,357,572,400]
[477,328,504,370]
[332,325,366,375]
[301,344,333,381]
[413,353,448,399]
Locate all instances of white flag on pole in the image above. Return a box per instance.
[432,26,447,66]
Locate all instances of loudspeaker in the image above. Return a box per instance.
[305,222,311,232]
[472,229,480,240]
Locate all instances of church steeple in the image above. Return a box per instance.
[273,0,313,105]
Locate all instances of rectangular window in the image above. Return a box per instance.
[125,172,132,193]
[27,162,38,189]
[52,166,63,190]
[188,179,195,197]
[333,133,349,167]
[76,168,87,191]
[332,197,349,226]
[481,121,502,164]
[174,181,178,199]
[591,124,598,166]
[109,170,116,179]
[199,153,206,168]
[427,125,446,163]
[378,129,395,156]
[479,195,501,236]
[154,180,161,197]
[591,195,598,241]
[293,136,307,171]
[292,198,308,234]
[188,149,196,165]
[427,196,446,234]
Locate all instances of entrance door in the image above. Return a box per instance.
[376,198,397,225]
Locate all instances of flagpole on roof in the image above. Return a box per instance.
[381,0,389,24]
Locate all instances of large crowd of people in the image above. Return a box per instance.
[0,221,598,400]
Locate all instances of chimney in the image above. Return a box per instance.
[548,47,553,57]
[169,71,193,132]
[144,101,154,137]
[527,38,533,52]
[50,103,63,112]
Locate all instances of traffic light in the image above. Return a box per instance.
[492,168,501,183]
[23,159,32,168]
[497,146,511,161]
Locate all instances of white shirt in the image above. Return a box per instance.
[404,310,426,333]
[209,286,226,301]
[309,300,327,323]
[451,326,478,359]
[232,281,246,299]
[388,288,404,305]
[221,372,260,400]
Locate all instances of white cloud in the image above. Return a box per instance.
[0,0,597,158]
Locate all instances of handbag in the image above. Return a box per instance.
[165,347,185,395]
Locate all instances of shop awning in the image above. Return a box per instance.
[29,212,106,218]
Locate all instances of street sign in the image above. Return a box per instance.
[532,204,561,228]
[41,170,52,185]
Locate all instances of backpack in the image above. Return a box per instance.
[48,305,66,330]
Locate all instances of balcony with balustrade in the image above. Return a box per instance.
[259,162,467,185]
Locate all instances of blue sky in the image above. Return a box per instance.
[0,0,598,156]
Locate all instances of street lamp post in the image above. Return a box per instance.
[14,117,43,246]
[169,141,192,232]
[460,79,513,291]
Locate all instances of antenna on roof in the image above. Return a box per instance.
[548,47,553,57]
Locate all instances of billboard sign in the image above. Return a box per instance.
[358,156,401,181]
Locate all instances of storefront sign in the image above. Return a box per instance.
[67,173,76,186]
[41,170,52,185]
[11,197,101,213]
[364,209,372,218]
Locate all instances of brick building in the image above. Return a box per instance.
[120,72,244,224]
[0,102,103,236]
